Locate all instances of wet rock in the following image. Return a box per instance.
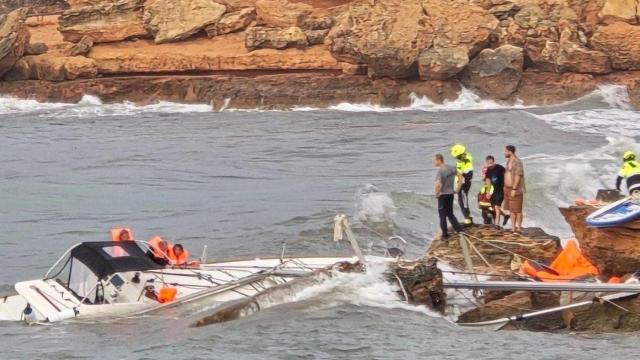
[598,0,638,24]
[143,0,227,44]
[426,225,560,275]
[424,0,499,57]
[328,0,432,79]
[5,54,97,81]
[0,8,29,79]
[65,35,93,56]
[205,7,255,37]
[245,26,308,51]
[417,46,469,80]
[58,0,147,43]
[24,42,48,56]
[459,44,523,100]
[591,21,640,70]
[389,257,446,313]
[560,206,640,276]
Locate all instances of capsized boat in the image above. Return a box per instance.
[0,240,379,324]
[586,196,640,228]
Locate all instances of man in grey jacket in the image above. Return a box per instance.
[433,153,463,241]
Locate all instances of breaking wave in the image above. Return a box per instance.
[0,84,633,116]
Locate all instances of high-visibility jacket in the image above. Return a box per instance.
[456,153,473,175]
[619,160,640,178]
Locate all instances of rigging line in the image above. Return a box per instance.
[461,232,555,272]
[465,237,498,273]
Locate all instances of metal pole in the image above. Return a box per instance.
[341,217,367,265]
[458,234,477,282]
[444,280,640,293]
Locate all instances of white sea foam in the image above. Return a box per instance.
[292,260,440,316]
[353,184,397,223]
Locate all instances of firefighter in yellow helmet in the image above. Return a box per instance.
[616,151,640,196]
[451,144,473,224]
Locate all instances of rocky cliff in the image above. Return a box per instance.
[2,0,640,108]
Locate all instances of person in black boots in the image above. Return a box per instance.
[433,153,463,241]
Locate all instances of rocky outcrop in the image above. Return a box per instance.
[245,26,308,51]
[459,44,523,100]
[417,46,468,80]
[0,8,29,78]
[328,0,432,79]
[1,0,68,15]
[255,0,312,28]
[58,0,147,43]
[427,225,560,275]
[205,7,255,37]
[598,0,638,24]
[5,53,97,81]
[591,21,640,70]
[423,0,499,57]
[389,257,446,313]
[143,0,227,44]
[24,42,48,56]
[526,38,611,74]
[0,73,461,109]
[65,35,93,56]
[560,206,640,276]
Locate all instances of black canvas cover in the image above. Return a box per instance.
[70,241,164,278]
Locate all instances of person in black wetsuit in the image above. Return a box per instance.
[484,155,510,226]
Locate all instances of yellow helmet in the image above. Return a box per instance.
[451,144,466,158]
[623,150,636,161]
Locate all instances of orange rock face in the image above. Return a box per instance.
[560,206,640,276]
[88,33,340,74]
[591,21,640,70]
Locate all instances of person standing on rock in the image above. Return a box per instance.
[504,145,525,234]
[484,155,510,227]
[451,144,474,225]
[433,153,463,241]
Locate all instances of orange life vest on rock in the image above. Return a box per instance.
[521,239,600,282]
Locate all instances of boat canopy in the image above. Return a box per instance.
[70,241,164,279]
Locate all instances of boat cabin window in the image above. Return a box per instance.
[68,258,99,303]
[102,246,131,258]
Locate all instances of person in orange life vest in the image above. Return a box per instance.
[477,177,495,225]
[111,228,133,242]
[147,236,170,266]
[168,244,200,267]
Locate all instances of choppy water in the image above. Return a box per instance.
[1,85,639,359]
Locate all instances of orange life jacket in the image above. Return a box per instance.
[111,228,133,242]
[168,244,189,266]
[520,239,599,282]
[148,236,168,259]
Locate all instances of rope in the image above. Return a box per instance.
[461,232,555,272]
[391,272,410,304]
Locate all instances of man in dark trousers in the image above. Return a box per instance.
[484,155,510,226]
[433,153,463,241]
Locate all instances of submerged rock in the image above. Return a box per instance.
[0,8,29,78]
[58,0,147,43]
[389,257,446,313]
[143,0,227,44]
